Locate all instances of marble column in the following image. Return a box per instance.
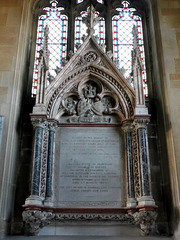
[44,122,57,206]
[136,119,155,206]
[25,118,45,206]
[123,123,137,208]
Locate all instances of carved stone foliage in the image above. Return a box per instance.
[58,80,122,123]
[22,210,53,235]
[22,209,157,236]
[22,210,134,235]
[132,211,157,236]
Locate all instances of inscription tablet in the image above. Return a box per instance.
[54,127,125,208]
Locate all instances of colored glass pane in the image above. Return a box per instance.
[112,1,148,96]
[76,0,83,3]
[32,0,68,97]
[76,0,104,4]
[97,0,104,4]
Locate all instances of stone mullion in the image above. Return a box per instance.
[67,7,75,55]
[105,2,113,52]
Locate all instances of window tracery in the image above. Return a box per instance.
[112,1,147,96]
[32,0,148,98]
[32,0,68,97]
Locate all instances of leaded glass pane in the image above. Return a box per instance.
[97,0,104,4]
[112,1,148,97]
[76,0,84,4]
[75,10,105,52]
[76,0,104,4]
[32,0,68,97]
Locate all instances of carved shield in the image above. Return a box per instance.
[91,101,104,116]
[77,99,90,116]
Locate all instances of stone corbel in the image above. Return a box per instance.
[132,211,157,236]
[22,210,53,235]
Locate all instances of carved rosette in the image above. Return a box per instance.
[84,51,97,62]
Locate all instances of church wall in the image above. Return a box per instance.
[156,0,180,238]
[0,0,32,237]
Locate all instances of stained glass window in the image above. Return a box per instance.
[75,10,105,51]
[32,0,68,97]
[112,1,147,97]
[76,0,104,4]
[76,0,83,3]
[97,0,104,4]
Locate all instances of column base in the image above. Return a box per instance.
[25,195,43,206]
[44,198,54,207]
[138,196,155,207]
[127,198,137,207]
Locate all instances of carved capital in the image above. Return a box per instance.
[122,122,134,133]
[31,118,47,129]
[134,118,150,129]
[132,211,157,236]
[48,121,58,132]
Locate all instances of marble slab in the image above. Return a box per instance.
[54,127,125,208]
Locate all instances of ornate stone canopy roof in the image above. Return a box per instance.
[42,34,136,122]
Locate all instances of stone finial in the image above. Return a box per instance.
[82,5,100,36]
[42,25,50,69]
[132,25,142,67]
